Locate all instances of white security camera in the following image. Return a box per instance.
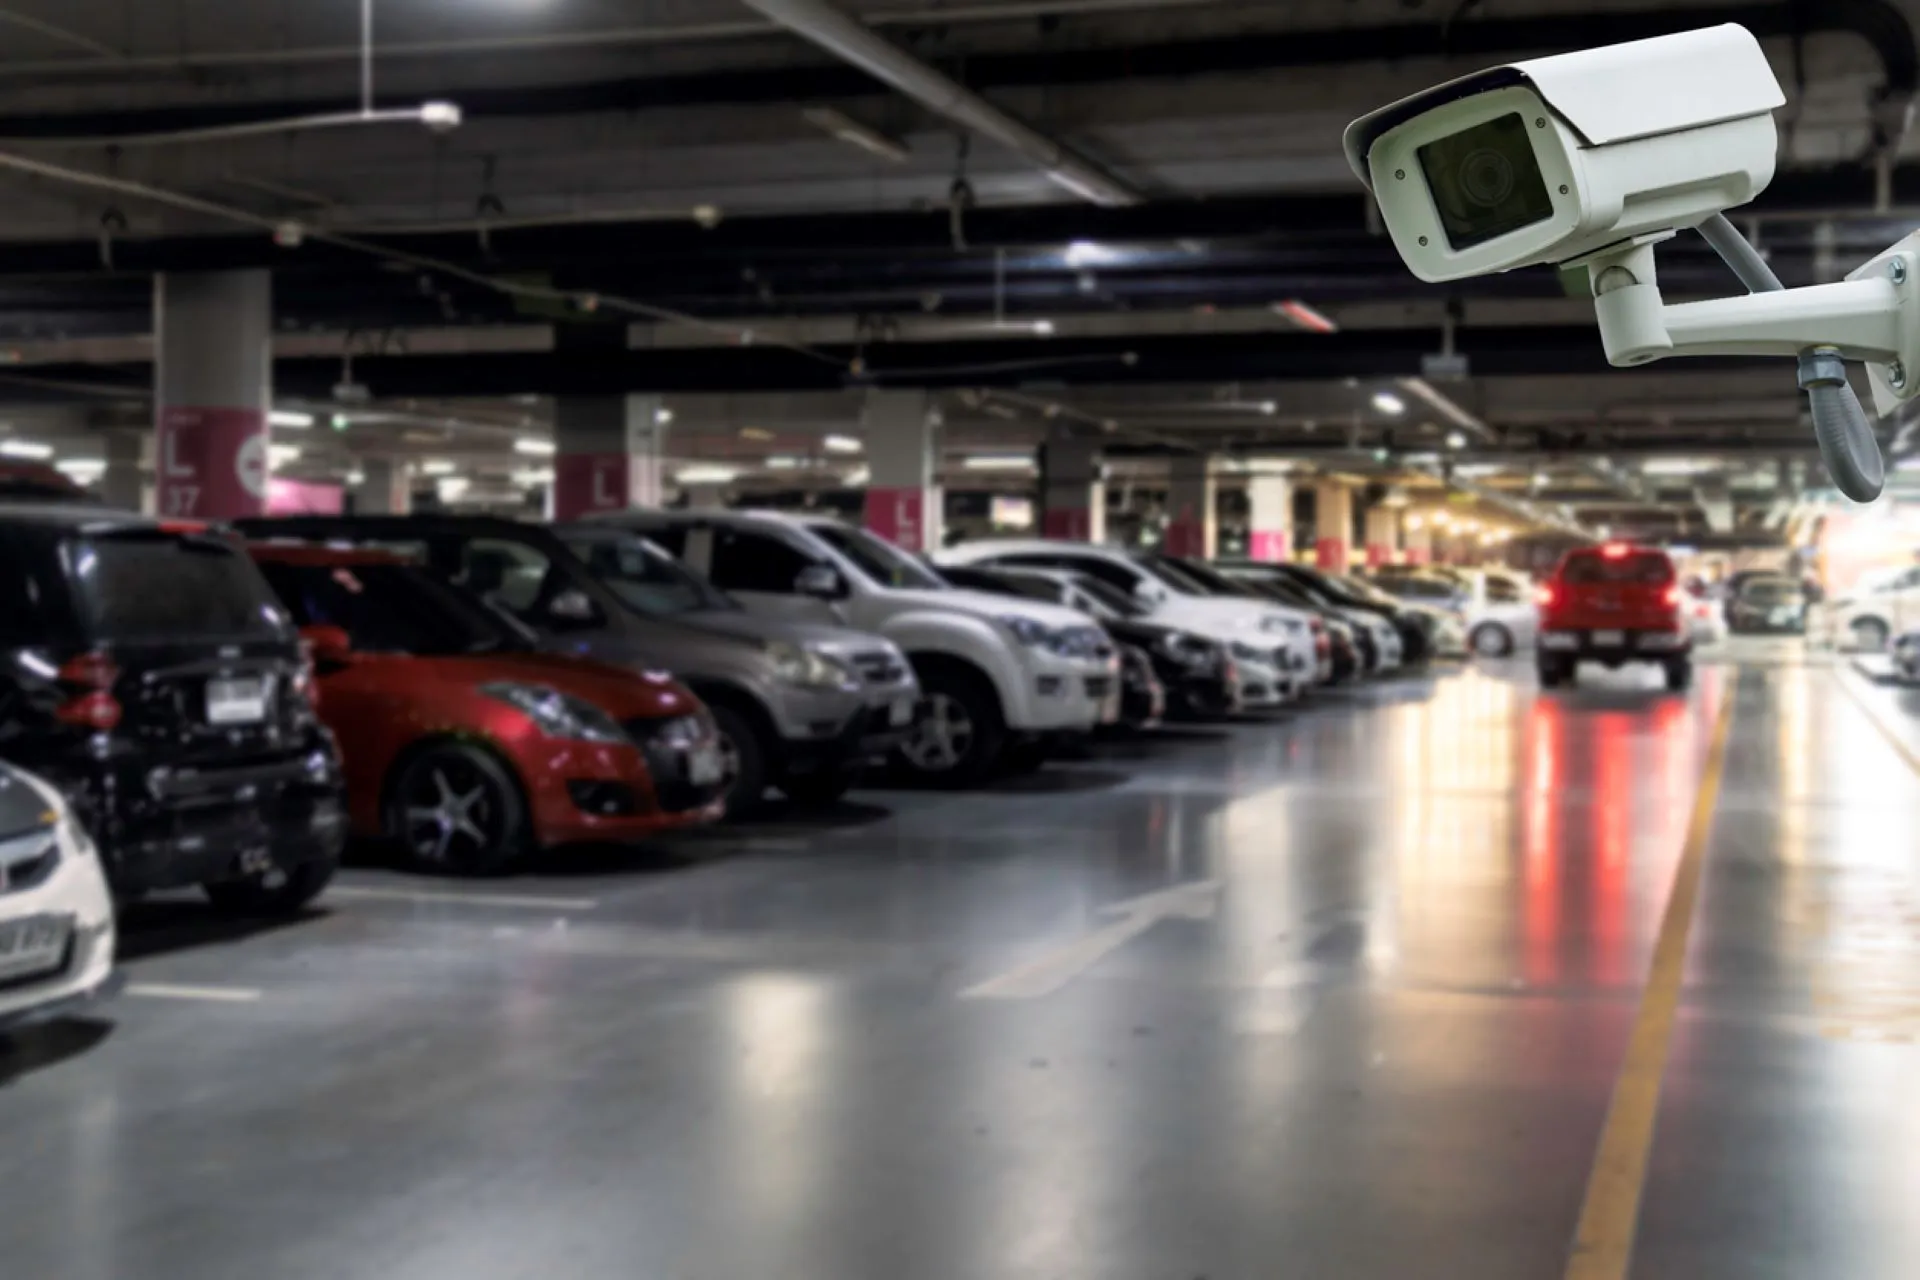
[1344,24,1782,282]
[1346,23,1912,502]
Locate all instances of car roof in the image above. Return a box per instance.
[0,500,158,533]
[246,542,407,567]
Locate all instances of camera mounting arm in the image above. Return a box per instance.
[1581,219,1913,499]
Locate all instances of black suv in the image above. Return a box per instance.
[0,503,346,912]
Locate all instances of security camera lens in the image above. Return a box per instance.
[1417,112,1555,251]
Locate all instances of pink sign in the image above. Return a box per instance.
[156,406,268,519]
[864,487,927,551]
[1365,542,1391,568]
[1042,507,1092,541]
[554,453,630,521]
[1247,530,1289,563]
[1315,537,1350,572]
[1403,546,1431,565]
[268,479,343,515]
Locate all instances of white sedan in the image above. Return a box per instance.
[0,763,119,1032]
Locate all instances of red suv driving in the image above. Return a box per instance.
[249,545,725,874]
[1535,543,1691,691]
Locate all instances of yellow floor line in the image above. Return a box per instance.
[1563,686,1737,1280]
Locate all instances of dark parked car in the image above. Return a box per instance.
[0,503,346,911]
[1217,560,1438,665]
[1726,574,1809,634]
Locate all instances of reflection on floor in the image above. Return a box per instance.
[3,658,1919,1280]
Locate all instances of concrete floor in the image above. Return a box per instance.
[4,654,1920,1280]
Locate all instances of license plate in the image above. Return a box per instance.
[206,675,272,725]
[0,913,71,983]
[889,696,915,727]
[1591,630,1625,646]
[687,741,725,786]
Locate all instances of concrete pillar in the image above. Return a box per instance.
[1313,480,1354,572]
[1364,506,1401,567]
[1247,472,1292,562]
[1164,455,1216,558]
[553,392,665,521]
[353,458,411,515]
[154,270,271,519]
[1403,514,1433,566]
[1039,431,1104,542]
[101,429,149,513]
[862,389,940,551]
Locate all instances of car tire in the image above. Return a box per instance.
[1537,658,1572,689]
[777,766,859,808]
[1470,623,1515,658]
[894,661,1006,788]
[203,853,337,916]
[998,739,1049,776]
[708,704,772,821]
[386,743,531,876]
[1852,617,1892,653]
[1665,658,1693,692]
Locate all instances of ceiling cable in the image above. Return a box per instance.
[361,0,375,115]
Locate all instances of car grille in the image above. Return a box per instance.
[851,652,909,684]
[624,716,725,814]
[0,828,58,896]
[1085,675,1116,699]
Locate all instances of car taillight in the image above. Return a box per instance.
[55,651,122,732]
[1662,584,1682,608]
[1535,584,1556,608]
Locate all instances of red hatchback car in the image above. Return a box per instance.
[249,545,725,873]
[1535,542,1691,692]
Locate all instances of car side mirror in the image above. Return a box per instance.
[546,588,600,627]
[795,564,847,600]
[299,624,353,667]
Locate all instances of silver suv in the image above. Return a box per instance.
[237,516,918,817]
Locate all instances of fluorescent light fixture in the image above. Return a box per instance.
[0,439,52,460]
[1259,400,1278,415]
[843,465,871,486]
[268,444,301,466]
[765,455,802,470]
[656,407,674,425]
[1453,463,1503,477]
[1444,430,1468,450]
[1272,299,1339,333]
[801,107,911,163]
[823,434,863,454]
[511,467,555,486]
[963,454,1037,472]
[1371,391,1406,415]
[739,427,775,442]
[1031,319,1056,336]
[1404,514,1426,530]
[437,476,471,501]
[55,459,104,482]
[675,465,738,485]
[420,459,457,476]
[345,469,366,486]
[513,438,556,457]
[1064,240,1118,268]
[419,101,463,132]
[269,409,315,429]
[1640,458,1718,476]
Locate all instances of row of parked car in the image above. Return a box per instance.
[0,485,1468,1030]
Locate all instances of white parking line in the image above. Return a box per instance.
[326,885,599,912]
[125,982,263,1003]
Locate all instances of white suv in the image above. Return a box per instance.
[1827,565,1920,652]
[591,511,1117,785]
[0,763,118,1032]
[934,540,1317,700]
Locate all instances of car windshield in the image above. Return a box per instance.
[256,561,532,656]
[72,531,287,642]
[1133,555,1214,595]
[1156,556,1258,598]
[1741,577,1802,603]
[809,523,947,590]
[1562,551,1673,585]
[1332,574,1400,606]
[1069,574,1148,618]
[564,532,734,616]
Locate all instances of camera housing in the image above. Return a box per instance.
[1343,25,1784,282]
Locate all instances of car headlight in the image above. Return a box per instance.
[768,641,858,690]
[478,682,628,743]
[1158,631,1217,669]
[997,614,1057,649]
[1230,641,1268,664]
[1050,625,1110,660]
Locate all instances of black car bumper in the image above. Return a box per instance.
[1167,673,1240,719]
[1538,629,1691,666]
[785,703,915,776]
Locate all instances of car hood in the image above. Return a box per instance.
[0,763,56,841]
[674,607,897,657]
[425,652,702,720]
[1154,594,1307,636]
[887,586,1095,632]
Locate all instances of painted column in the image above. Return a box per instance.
[101,429,148,513]
[1364,505,1401,567]
[353,458,411,515]
[154,270,271,519]
[1247,471,1292,562]
[553,392,665,520]
[1164,455,1216,558]
[862,389,940,551]
[684,482,727,511]
[1402,515,1434,566]
[1039,431,1104,542]
[1313,479,1354,572]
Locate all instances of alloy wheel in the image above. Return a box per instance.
[403,761,500,864]
[901,692,975,772]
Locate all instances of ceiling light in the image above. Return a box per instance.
[437,476,471,502]
[963,454,1037,471]
[739,427,775,442]
[823,434,863,454]
[0,439,52,460]
[1532,470,1551,486]
[656,407,674,425]
[1063,240,1118,268]
[1444,430,1467,449]
[1404,513,1426,530]
[345,468,366,486]
[1640,458,1718,476]
[843,465,871,486]
[1371,391,1406,415]
[800,106,911,163]
[269,409,315,429]
[675,465,738,485]
[55,459,104,481]
[419,101,463,133]
[1453,463,1503,477]
[765,455,801,470]
[1031,319,1056,336]
[511,467,555,486]
[514,438,556,457]
[1259,401,1278,415]
[420,459,457,476]
[268,444,301,466]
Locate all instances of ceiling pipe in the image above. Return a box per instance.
[736,0,1140,206]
